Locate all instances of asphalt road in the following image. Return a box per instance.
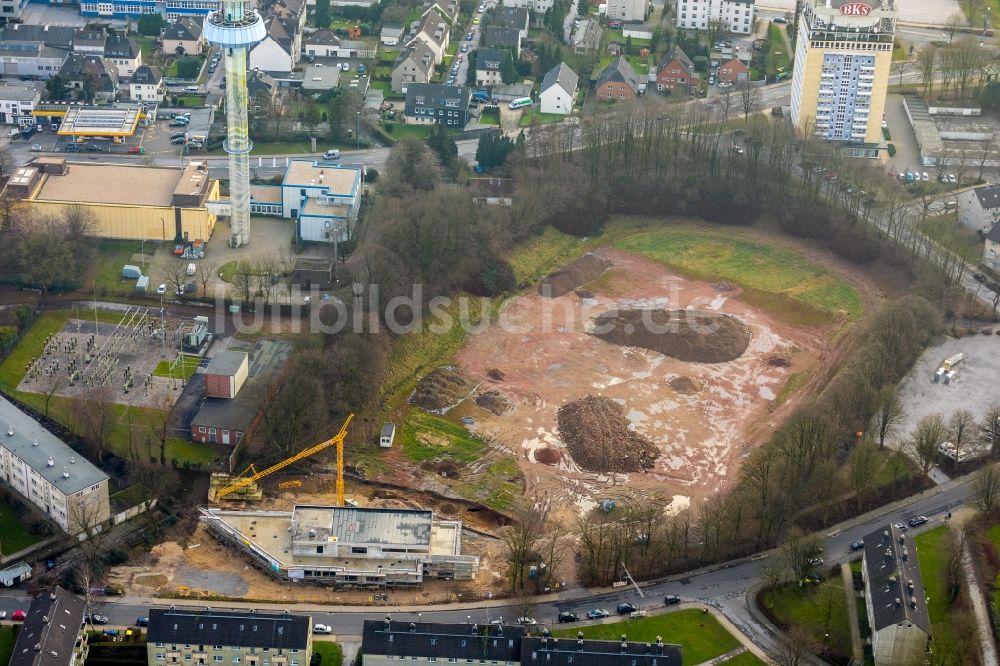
[0,473,973,659]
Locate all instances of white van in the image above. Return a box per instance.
[509,97,532,109]
[7,128,19,138]
[324,149,341,160]
[183,86,199,93]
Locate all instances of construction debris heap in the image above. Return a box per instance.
[590,309,750,363]
[557,395,659,473]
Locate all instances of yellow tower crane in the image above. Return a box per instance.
[215,413,354,503]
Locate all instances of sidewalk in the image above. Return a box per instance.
[838,564,863,663]
[951,513,998,666]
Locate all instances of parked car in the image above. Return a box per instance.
[850,541,864,551]
[908,515,929,527]
[341,62,350,71]
[357,64,365,74]
[586,609,610,619]
[557,612,578,623]
[948,173,958,183]
[30,143,41,151]
[893,522,908,531]
[516,617,537,626]
[128,146,145,154]
[466,32,474,40]
[616,603,636,615]
[773,16,788,23]
[156,283,167,295]
[86,143,101,152]
[12,610,25,621]
[473,15,480,23]
[172,136,187,144]
[169,120,188,127]
[170,132,187,140]
[136,616,149,627]
[447,76,456,84]
[460,44,468,52]
[313,624,332,634]
[64,143,80,152]
[88,614,109,625]
[974,273,988,283]
[0,611,7,619]
[663,595,681,605]
[808,557,824,567]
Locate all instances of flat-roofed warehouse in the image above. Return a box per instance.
[201,504,480,588]
[2,158,221,241]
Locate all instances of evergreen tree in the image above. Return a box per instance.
[501,49,519,84]
[426,122,458,167]
[137,13,164,36]
[314,0,331,29]
[45,75,71,101]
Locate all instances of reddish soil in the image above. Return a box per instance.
[454,247,831,513]
[538,253,613,297]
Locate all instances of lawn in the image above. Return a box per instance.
[0,625,15,666]
[759,581,853,657]
[915,525,956,656]
[0,502,45,555]
[553,609,742,665]
[479,109,501,125]
[625,54,650,75]
[611,225,863,324]
[398,409,487,463]
[313,641,343,666]
[384,123,432,140]
[767,24,791,77]
[90,240,148,296]
[518,108,570,127]
[174,95,205,107]
[153,354,200,381]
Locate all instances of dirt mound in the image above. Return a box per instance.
[411,367,478,413]
[538,253,613,298]
[667,376,701,394]
[711,282,737,292]
[557,395,659,473]
[475,390,512,415]
[535,448,562,465]
[590,309,750,363]
[765,356,791,368]
[575,290,595,299]
[486,368,505,381]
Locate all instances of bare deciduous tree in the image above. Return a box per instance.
[908,413,946,474]
[873,386,905,449]
[949,408,977,469]
[973,463,1000,513]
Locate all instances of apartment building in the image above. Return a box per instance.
[10,588,89,666]
[0,396,109,535]
[146,608,313,666]
[790,0,896,157]
[675,0,755,34]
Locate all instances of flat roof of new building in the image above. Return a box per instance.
[33,161,190,207]
[0,396,108,495]
[284,160,360,195]
[302,65,341,90]
[205,350,248,377]
[250,185,282,203]
[292,505,433,546]
[301,198,351,217]
[58,104,142,136]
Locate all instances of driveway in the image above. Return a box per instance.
[883,93,922,174]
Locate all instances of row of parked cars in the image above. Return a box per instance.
[556,596,680,623]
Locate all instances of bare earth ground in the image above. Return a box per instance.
[453,247,830,513]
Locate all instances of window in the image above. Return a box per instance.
[214,658,223,662]
[157,644,165,648]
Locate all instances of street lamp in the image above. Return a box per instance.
[356,111,360,149]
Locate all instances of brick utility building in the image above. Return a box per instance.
[147,608,313,666]
[10,588,89,666]
[861,524,931,666]
[204,351,250,399]
[0,396,109,535]
[360,621,683,666]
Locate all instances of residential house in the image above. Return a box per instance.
[539,61,577,115]
[104,32,141,77]
[470,177,514,206]
[958,183,1000,233]
[304,28,342,57]
[247,68,277,101]
[360,620,684,666]
[302,65,341,91]
[10,588,89,666]
[146,608,313,666]
[596,56,638,101]
[410,10,450,64]
[72,28,106,54]
[129,64,164,103]
[161,17,204,56]
[381,25,404,45]
[571,19,601,55]
[606,0,648,22]
[718,57,749,83]
[493,6,529,38]
[0,85,40,126]
[273,0,308,34]
[475,47,505,87]
[58,53,119,102]
[249,14,301,74]
[0,396,110,534]
[656,47,694,92]
[0,0,28,26]
[502,0,553,15]
[391,41,435,93]
[984,224,1000,272]
[426,0,460,25]
[861,525,931,666]
[404,82,470,128]
[482,25,520,52]
[675,0,756,34]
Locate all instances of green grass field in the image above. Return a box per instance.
[399,409,486,463]
[915,525,955,656]
[759,581,853,657]
[518,109,570,127]
[385,124,433,140]
[153,355,200,381]
[553,609,742,665]
[767,24,791,77]
[612,225,862,325]
[90,240,148,296]
[0,502,45,555]
[312,641,343,666]
[0,625,15,666]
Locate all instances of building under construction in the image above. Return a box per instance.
[201,505,480,588]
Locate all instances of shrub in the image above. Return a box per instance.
[364,168,379,183]
[311,653,322,666]
[887,143,896,156]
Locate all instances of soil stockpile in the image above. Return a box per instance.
[538,253,613,298]
[475,390,512,415]
[535,448,561,465]
[667,376,701,394]
[410,367,478,413]
[590,309,750,363]
[556,395,659,473]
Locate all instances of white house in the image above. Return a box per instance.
[540,62,578,115]
[380,25,403,45]
[501,0,553,14]
[475,47,505,87]
[129,64,163,103]
[248,14,300,73]
[958,183,1000,233]
[0,85,39,126]
[675,0,756,34]
[410,10,450,64]
[984,224,1000,272]
[606,0,648,23]
[103,32,142,78]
